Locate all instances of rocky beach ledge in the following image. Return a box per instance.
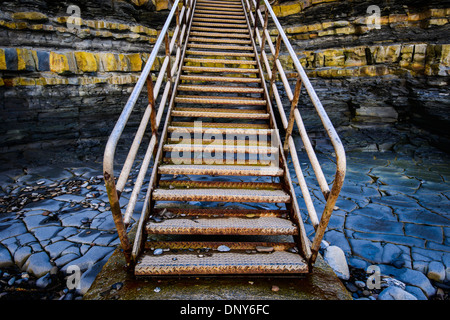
[0,139,449,300]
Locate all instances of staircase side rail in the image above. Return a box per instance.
[103,0,193,266]
[243,0,346,264]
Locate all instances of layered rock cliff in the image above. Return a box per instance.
[0,0,449,155]
[272,0,450,153]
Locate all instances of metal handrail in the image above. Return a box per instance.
[243,0,346,264]
[103,0,194,266]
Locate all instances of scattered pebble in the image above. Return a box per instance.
[111,282,123,291]
[153,249,163,256]
[217,245,231,252]
[256,246,274,253]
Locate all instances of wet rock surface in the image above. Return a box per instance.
[0,128,449,300]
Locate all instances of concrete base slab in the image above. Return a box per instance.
[83,246,352,300]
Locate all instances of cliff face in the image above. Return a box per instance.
[0,0,169,153]
[0,0,449,154]
[272,0,450,152]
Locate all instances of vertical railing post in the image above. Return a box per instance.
[165,31,173,95]
[283,77,302,154]
[104,172,133,267]
[268,34,282,101]
[146,74,158,156]
[253,0,260,39]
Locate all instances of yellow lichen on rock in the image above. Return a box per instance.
[131,0,150,6]
[16,48,36,71]
[0,49,6,70]
[155,0,170,11]
[12,12,48,21]
[74,52,98,72]
[272,1,301,18]
[441,45,450,66]
[99,53,118,72]
[127,53,143,72]
[50,52,70,74]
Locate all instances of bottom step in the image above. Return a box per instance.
[135,242,308,276]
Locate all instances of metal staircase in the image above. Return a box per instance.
[103,0,346,277]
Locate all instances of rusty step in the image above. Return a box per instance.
[158,164,283,176]
[187,43,253,51]
[175,95,266,105]
[190,26,249,33]
[180,75,260,83]
[158,180,282,190]
[135,243,308,276]
[188,37,251,45]
[163,143,277,155]
[177,84,262,93]
[185,50,255,57]
[196,0,243,6]
[171,108,269,119]
[194,14,248,20]
[195,6,243,13]
[152,188,290,204]
[170,121,270,129]
[168,124,272,135]
[166,138,272,147]
[183,57,257,65]
[182,65,258,73]
[191,22,247,29]
[162,157,274,166]
[194,9,244,15]
[193,17,247,24]
[196,2,242,7]
[189,31,250,38]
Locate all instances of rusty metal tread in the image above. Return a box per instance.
[188,43,253,50]
[196,1,242,6]
[182,65,258,73]
[162,157,274,166]
[193,14,249,21]
[180,75,260,83]
[135,250,308,276]
[152,207,290,217]
[169,121,270,129]
[143,241,295,250]
[158,180,282,190]
[189,31,250,38]
[171,110,269,119]
[186,50,255,57]
[168,124,272,134]
[196,2,242,8]
[190,26,249,33]
[193,18,247,24]
[152,188,291,203]
[188,37,251,44]
[163,143,278,154]
[174,97,266,105]
[195,6,243,12]
[172,107,267,114]
[158,164,283,176]
[146,215,296,234]
[191,22,247,29]
[184,58,257,65]
[166,137,272,147]
[177,84,262,93]
[194,10,245,17]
